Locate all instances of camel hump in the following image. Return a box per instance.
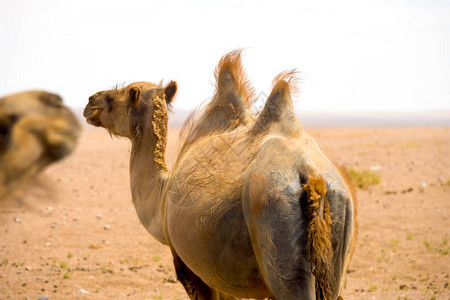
[214,49,255,110]
[252,70,302,135]
[180,50,255,147]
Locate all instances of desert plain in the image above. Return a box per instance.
[0,126,449,299]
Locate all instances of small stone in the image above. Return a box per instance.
[76,288,89,294]
[370,165,382,171]
[104,225,111,230]
[47,206,53,211]
[45,242,52,247]
[38,297,49,300]
[166,275,177,283]
[25,265,32,271]
[96,214,102,220]
[13,217,21,223]
[419,182,427,188]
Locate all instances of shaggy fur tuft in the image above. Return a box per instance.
[214,49,256,106]
[152,96,169,171]
[178,50,255,151]
[304,175,333,300]
[272,69,300,98]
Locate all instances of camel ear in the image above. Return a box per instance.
[39,92,63,107]
[164,81,177,104]
[128,87,141,107]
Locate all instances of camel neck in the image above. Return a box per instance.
[129,112,169,245]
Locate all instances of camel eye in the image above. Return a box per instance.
[105,95,114,111]
[105,95,113,104]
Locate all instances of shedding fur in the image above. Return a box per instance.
[251,70,302,136]
[179,50,255,152]
[304,175,333,300]
[272,69,300,98]
[214,49,256,106]
[152,96,169,171]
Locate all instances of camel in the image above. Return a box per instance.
[0,91,81,199]
[83,51,357,300]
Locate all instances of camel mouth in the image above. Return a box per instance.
[83,107,102,127]
[86,116,102,127]
[45,129,80,144]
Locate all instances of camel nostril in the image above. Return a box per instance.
[89,96,95,102]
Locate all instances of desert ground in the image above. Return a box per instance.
[0,126,449,299]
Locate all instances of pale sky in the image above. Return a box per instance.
[1,0,449,111]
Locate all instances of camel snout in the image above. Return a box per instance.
[83,105,101,127]
[82,105,92,118]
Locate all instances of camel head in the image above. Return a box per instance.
[0,91,82,156]
[84,81,177,139]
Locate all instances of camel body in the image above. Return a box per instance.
[84,51,356,299]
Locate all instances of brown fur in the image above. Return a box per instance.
[304,175,333,299]
[214,49,256,106]
[272,69,300,98]
[152,96,169,171]
[179,50,255,150]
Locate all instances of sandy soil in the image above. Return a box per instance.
[1,127,449,300]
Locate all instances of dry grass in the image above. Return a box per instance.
[347,168,380,188]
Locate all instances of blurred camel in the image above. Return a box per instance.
[0,91,81,199]
[83,51,357,299]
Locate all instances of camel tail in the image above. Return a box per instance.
[303,175,334,300]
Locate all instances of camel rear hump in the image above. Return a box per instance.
[252,70,302,136]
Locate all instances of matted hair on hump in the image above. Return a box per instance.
[214,49,256,107]
[272,69,301,98]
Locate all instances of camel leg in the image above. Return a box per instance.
[243,179,316,299]
[172,254,233,300]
